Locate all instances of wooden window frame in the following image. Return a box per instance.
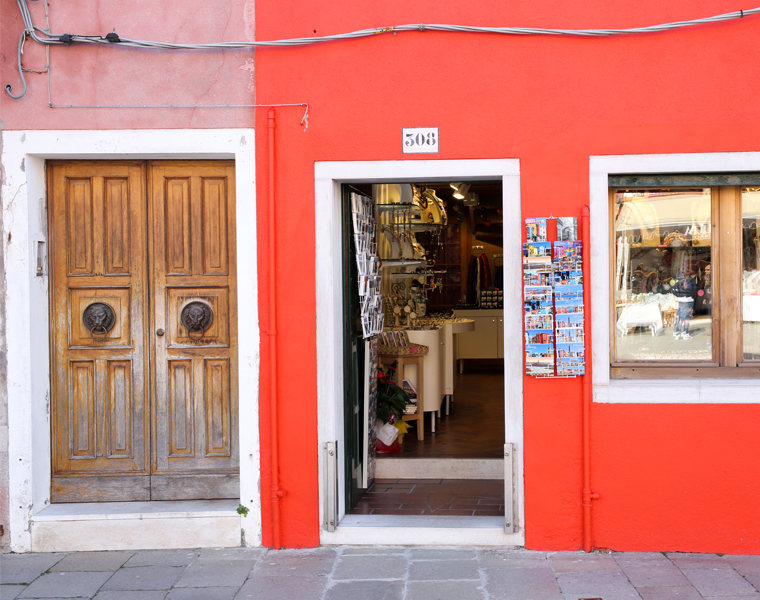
[609,184,760,380]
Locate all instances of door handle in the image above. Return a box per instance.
[156,329,165,336]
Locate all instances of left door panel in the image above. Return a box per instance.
[49,162,150,502]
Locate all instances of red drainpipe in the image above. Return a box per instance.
[581,205,599,552]
[268,108,284,549]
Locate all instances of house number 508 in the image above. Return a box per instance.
[402,127,439,154]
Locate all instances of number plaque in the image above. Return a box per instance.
[402,127,439,154]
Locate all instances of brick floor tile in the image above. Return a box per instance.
[372,508,425,515]
[473,510,505,516]
[681,567,758,596]
[420,509,475,516]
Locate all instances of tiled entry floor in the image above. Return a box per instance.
[351,479,505,516]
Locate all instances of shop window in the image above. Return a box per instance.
[610,175,760,378]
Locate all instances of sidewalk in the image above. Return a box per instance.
[1,546,759,600]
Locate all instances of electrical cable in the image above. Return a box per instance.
[6,0,760,98]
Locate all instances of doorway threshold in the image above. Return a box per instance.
[31,500,241,552]
[376,458,503,479]
[321,515,523,546]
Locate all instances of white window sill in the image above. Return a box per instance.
[595,380,760,403]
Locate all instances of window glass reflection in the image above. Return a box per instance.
[742,188,760,360]
[614,189,712,361]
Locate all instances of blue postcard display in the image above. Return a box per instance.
[523,220,586,377]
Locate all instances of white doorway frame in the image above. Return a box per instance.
[314,159,525,546]
[1,129,261,552]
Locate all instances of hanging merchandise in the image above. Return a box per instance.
[523,239,555,376]
[553,241,585,375]
[523,217,586,377]
[362,339,379,486]
[351,192,384,338]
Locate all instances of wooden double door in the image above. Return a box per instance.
[48,161,239,502]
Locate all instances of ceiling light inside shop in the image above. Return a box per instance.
[451,182,470,199]
[463,192,480,207]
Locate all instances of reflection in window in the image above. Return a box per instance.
[613,189,712,362]
[742,188,760,360]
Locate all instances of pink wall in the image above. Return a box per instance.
[253,0,760,550]
[0,0,256,129]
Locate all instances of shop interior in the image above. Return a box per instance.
[342,181,507,517]
[613,187,760,362]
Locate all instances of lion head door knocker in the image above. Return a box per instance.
[180,301,214,340]
[82,302,117,341]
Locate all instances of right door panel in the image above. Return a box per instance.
[149,162,239,500]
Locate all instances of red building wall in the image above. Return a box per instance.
[254,0,760,551]
[0,0,256,130]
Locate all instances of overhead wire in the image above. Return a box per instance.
[6,0,760,98]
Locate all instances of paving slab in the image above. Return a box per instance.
[549,552,622,573]
[18,571,112,598]
[409,549,477,561]
[724,555,760,577]
[332,554,407,580]
[123,551,199,568]
[0,554,67,584]
[556,571,641,599]
[486,566,562,600]
[173,559,252,588]
[409,559,480,581]
[167,587,238,600]
[636,586,704,600]
[0,586,28,600]
[746,574,760,590]
[93,592,168,600]
[614,552,674,567]
[479,550,549,569]
[49,551,133,572]
[197,548,264,560]
[622,564,692,587]
[324,580,405,600]
[340,547,406,555]
[235,574,328,600]
[100,566,184,591]
[668,553,732,569]
[406,580,485,600]
[254,549,337,577]
[681,566,759,597]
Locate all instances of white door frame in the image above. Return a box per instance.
[314,159,525,545]
[1,129,261,551]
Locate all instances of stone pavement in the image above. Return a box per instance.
[1,547,759,600]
